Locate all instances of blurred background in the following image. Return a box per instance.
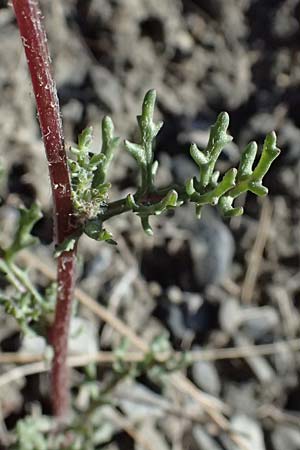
[1,0,300,449]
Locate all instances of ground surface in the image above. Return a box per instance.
[1,0,300,449]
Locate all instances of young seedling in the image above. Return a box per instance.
[8,0,280,419]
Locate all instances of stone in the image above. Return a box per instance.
[176,207,235,287]
[191,356,221,396]
[222,414,266,450]
[241,306,279,340]
[116,381,166,421]
[21,334,47,355]
[68,317,98,355]
[192,426,223,450]
[272,425,300,450]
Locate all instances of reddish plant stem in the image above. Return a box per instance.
[50,253,76,416]
[12,0,76,416]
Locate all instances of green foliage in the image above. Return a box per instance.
[0,90,280,332]
[112,335,190,383]
[219,132,280,216]
[12,414,105,450]
[13,416,49,450]
[68,119,120,245]
[54,234,78,258]
[0,290,41,333]
[0,204,53,332]
[186,117,280,218]
[125,189,178,236]
[68,120,119,221]
[4,203,42,262]
[0,262,54,333]
[67,89,279,240]
[92,117,120,187]
[125,89,163,194]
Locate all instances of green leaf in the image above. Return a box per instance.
[237,141,257,180]
[84,219,116,244]
[124,140,145,166]
[185,177,195,196]
[219,196,244,217]
[252,131,280,182]
[92,116,119,187]
[158,189,178,211]
[69,119,118,219]
[210,112,232,148]
[99,228,117,245]
[190,143,208,166]
[211,168,237,198]
[191,112,233,190]
[54,233,80,258]
[78,126,93,151]
[126,193,138,211]
[211,171,220,187]
[125,89,163,194]
[192,168,237,206]
[89,153,106,168]
[5,203,42,261]
[248,182,268,197]
[150,334,171,354]
[141,216,153,236]
[151,160,159,177]
[137,89,163,143]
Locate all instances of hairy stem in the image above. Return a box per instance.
[12,0,76,416]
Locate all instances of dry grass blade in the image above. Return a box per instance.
[241,198,272,304]
[0,361,50,387]
[1,337,300,365]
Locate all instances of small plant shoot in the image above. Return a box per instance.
[67,89,280,243]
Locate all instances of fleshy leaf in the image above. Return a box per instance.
[5,203,42,261]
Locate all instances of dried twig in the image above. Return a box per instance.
[2,337,300,366]
[241,198,272,304]
[0,361,50,388]
[258,404,300,427]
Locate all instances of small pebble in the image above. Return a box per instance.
[272,425,300,450]
[68,317,98,355]
[222,414,266,450]
[176,207,235,287]
[192,426,223,450]
[192,355,221,396]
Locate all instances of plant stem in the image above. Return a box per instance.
[0,260,25,293]
[12,0,77,416]
[10,262,44,304]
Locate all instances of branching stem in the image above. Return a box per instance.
[12,0,77,417]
